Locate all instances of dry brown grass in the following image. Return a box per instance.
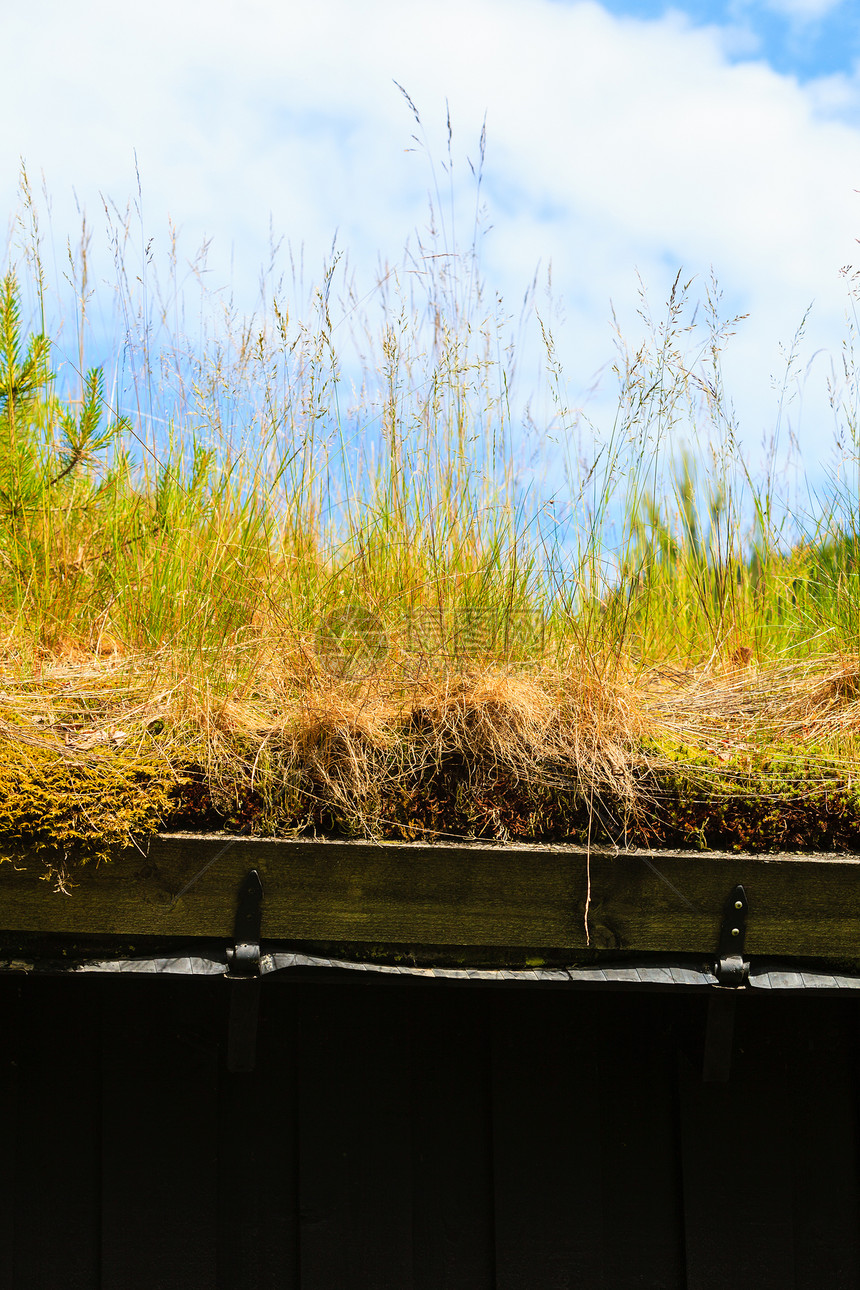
[641,653,860,751]
[3,639,860,879]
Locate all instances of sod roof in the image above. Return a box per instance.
[2,649,859,890]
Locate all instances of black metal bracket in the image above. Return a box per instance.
[715,884,750,987]
[226,869,263,976]
[225,869,263,1073]
[703,884,749,1083]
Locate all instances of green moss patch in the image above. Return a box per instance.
[0,727,176,877]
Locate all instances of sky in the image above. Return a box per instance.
[3,0,860,486]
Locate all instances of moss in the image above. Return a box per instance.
[0,729,176,874]
[4,661,860,870]
[154,726,860,855]
[632,735,860,853]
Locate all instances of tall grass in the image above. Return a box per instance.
[2,148,860,869]
[4,197,858,689]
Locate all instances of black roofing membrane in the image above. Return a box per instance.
[1,950,859,990]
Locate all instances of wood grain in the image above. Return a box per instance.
[1,834,859,958]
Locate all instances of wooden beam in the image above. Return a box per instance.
[1,836,859,959]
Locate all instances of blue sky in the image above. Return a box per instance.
[596,0,857,78]
[2,0,860,481]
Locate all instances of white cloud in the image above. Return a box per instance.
[2,0,860,473]
[758,0,844,22]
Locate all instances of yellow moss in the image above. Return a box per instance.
[0,730,176,871]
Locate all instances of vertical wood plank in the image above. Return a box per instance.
[491,990,607,1289]
[785,998,860,1289]
[217,981,300,1290]
[100,977,220,1290]
[11,978,101,1290]
[296,981,415,1290]
[679,995,796,1290]
[0,979,20,1290]
[595,994,686,1289]
[410,986,495,1290]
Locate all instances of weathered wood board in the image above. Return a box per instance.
[1,835,859,958]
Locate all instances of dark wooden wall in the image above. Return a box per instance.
[1,972,859,1289]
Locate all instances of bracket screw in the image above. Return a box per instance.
[731,927,740,936]
[734,900,743,910]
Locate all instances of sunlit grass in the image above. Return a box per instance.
[2,156,860,871]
